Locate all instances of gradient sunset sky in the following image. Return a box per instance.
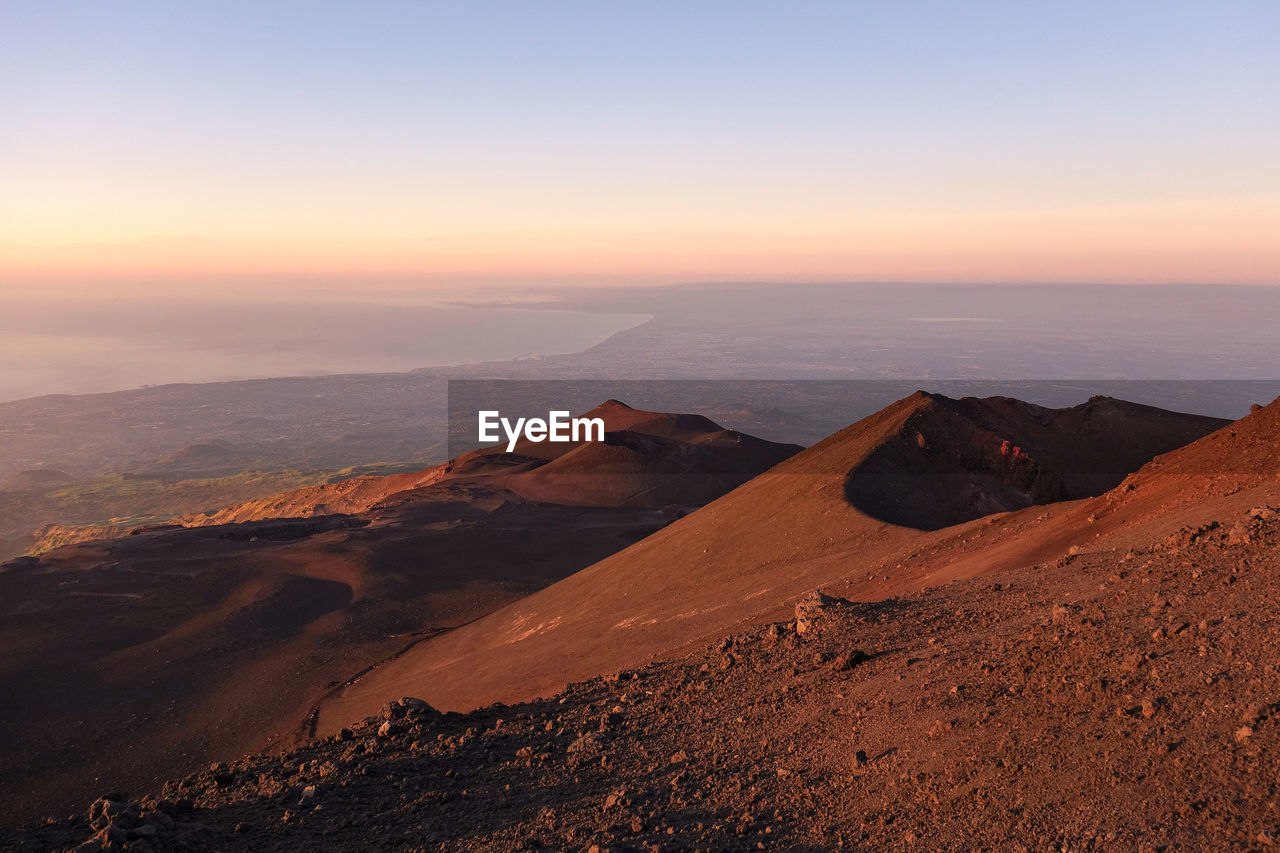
[2,0,1277,289]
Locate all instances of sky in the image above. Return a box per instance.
[1,0,1278,291]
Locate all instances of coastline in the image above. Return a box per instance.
[0,300,653,406]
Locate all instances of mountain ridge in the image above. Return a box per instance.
[0,403,798,826]
[7,396,1280,852]
[313,391,1228,728]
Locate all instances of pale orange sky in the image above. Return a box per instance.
[5,199,1277,288]
[3,2,1278,290]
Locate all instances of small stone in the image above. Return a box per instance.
[1244,703,1274,724]
[1120,653,1144,673]
[102,801,129,818]
[670,749,688,764]
[833,650,870,671]
[567,732,605,758]
[382,696,437,722]
[1051,603,1080,624]
[1235,725,1254,743]
[1141,699,1157,719]
[795,589,843,634]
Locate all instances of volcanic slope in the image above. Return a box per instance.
[318,392,1228,726]
[11,398,1280,852]
[181,400,790,525]
[0,403,798,827]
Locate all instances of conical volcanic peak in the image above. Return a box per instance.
[182,402,800,526]
[313,391,1227,724]
[842,393,1227,530]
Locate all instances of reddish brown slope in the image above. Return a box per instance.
[181,400,792,524]
[20,505,1280,852]
[177,467,451,525]
[316,392,1232,728]
[0,403,798,827]
[12,401,1280,853]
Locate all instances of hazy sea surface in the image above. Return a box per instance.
[0,293,648,403]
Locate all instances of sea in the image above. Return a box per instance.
[0,290,648,403]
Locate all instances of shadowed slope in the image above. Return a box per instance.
[843,393,1226,530]
[0,403,798,826]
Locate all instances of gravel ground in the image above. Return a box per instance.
[7,506,1278,853]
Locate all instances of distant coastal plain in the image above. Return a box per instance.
[0,292,648,403]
